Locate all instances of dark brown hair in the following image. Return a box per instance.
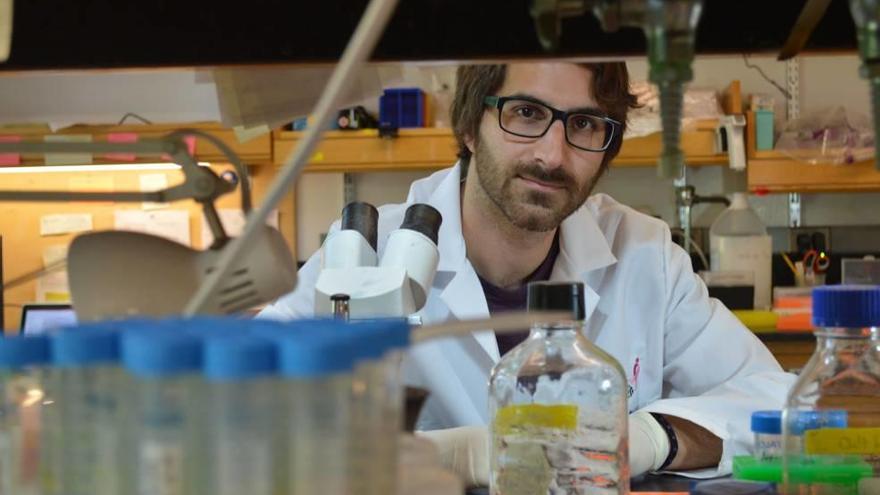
[450,63,639,173]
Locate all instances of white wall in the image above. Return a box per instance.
[0,69,220,127]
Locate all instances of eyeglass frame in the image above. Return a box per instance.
[483,95,621,152]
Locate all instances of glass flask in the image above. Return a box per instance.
[489,281,629,495]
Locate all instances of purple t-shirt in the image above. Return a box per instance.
[476,232,560,356]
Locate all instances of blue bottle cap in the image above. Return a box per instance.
[788,409,848,434]
[0,335,50,369]
[122,329,202,378]
[691,479,776,495]
[177,316,249,337]
[203,335,277,381]
[249,317,337,341]
[275,329,357,378]
[751,410,782,435]
[812,285,880,328]
[50,326,120,367]
[346,318,411,360]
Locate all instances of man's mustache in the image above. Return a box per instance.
[514,163,575,189]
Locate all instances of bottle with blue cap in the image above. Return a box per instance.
[781,285,880,494]
[203,332,278,495]
[345,318,410,495]
[0,334,50,495]
[49,325,124,495]
[273,320,358,495]
[121,324,203,495]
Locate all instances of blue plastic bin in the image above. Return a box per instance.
[380,88,425,128]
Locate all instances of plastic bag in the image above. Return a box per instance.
[775,107,874,165]
[624,82,722,139]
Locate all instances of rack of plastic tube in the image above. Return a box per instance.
[0,316,462,495]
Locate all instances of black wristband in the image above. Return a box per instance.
[649,413,679,471]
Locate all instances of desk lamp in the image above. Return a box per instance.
[0,129,297,321]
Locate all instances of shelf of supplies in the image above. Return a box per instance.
[747,150,880,193]
[273,120,728,173]
[0,122,273,166]
[744,110,880,193]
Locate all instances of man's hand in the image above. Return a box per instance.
[417,425,490,487]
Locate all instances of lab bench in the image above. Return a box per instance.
[466,473,695,494]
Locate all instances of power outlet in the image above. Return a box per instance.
[788,227,831,253]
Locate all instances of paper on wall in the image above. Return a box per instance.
[114,209,191,247]
[36,271,71,303]
[42,245,69,267]
[139,173,169,210]
[40,213,93,236]
[201,208,279,249]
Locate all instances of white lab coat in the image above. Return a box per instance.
[260,163,796,476]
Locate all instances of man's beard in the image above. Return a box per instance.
[472,138,600,232]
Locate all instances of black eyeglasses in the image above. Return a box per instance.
[483,95,620,152]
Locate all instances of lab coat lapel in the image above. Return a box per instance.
[552,204,618,321]
[420,163,498,362]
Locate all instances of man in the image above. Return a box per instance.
[260,62,794,485]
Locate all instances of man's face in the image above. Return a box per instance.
[466,63,606,232]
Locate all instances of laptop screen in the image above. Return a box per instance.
[20,304,77,335]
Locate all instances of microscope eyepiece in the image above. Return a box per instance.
[400,204,442,245]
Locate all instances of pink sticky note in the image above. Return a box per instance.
[162,135,197,162]
[0,135,22,166]
[105,133,138,162]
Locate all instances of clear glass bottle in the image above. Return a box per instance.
[121,327,203,495]
[203,333,278,495]
[489,281,629,495]
[782,285,880,495]
[49,326,124,495]
[0,335,50,495]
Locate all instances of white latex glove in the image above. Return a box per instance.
[628,411,672,478]
[416,425,490,487]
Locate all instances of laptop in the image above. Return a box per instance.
[20,303,77,335]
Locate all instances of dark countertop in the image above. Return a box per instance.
[465,474,698,494]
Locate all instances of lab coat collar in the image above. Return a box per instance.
[424,162,619,361]
[556,202,618,278]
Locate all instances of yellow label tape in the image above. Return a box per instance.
[805,428,880,455]
[494,404,578,435]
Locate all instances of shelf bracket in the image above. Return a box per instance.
[789,192,802,227]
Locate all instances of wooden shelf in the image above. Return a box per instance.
[0,122,273,165]
[615,119,727,167]
[274,120,728,173]
[273,128,456,173]
[745,111,880,193]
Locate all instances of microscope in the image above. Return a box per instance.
[314,201,443,320]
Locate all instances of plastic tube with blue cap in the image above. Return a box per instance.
[273,322,357,495]
[49,325,124,495]
[121,326,203,495]
[0,334,50,495]
[203,332,278,495]
[344,318,411,495]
